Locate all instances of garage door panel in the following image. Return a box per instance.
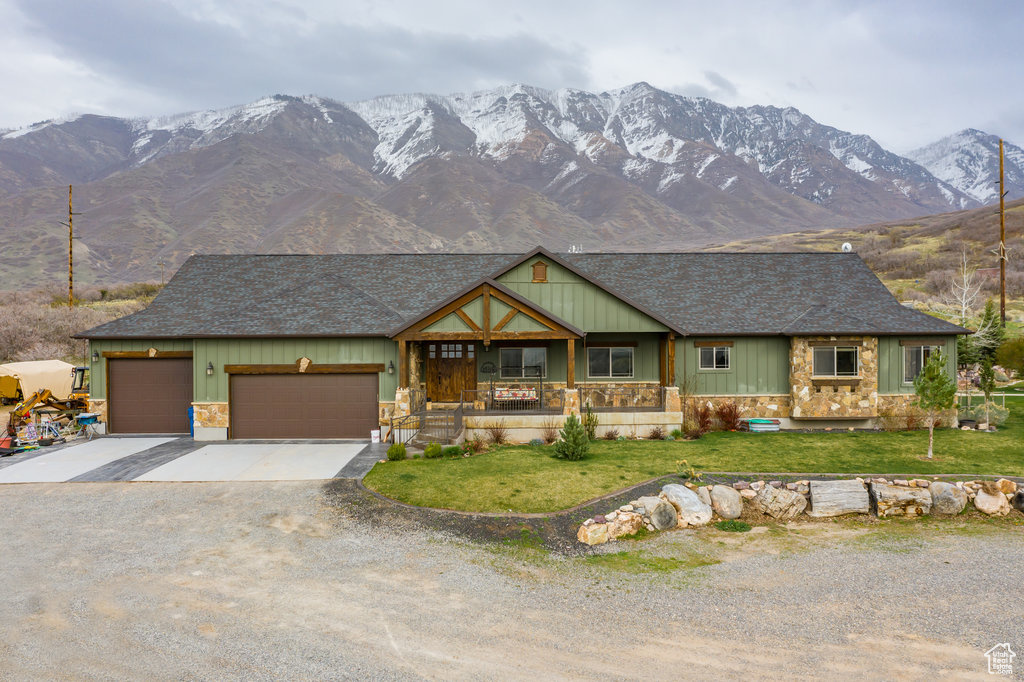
[230,374,378,439]
[108,358,193,434]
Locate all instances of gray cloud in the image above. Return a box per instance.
[14,0,589,110]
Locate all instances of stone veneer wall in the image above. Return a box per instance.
[877,394,958,428]
[192,402,229,428]
[87,399,108,423]
[790,336,878,419]
[692,395,792,418]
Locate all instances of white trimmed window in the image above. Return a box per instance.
[587,347,634,378]
[903,345,939,383]
[699,346,730,370]
[812,346,859,377]
[500,347,546,378]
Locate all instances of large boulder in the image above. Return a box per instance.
[607,512,644,539]
[1013,491,1024,513]
[710,485,743,519]
[974,489,1011,516]
[929,481,968,515]
[577,522,609,545]
[637,495,678,530]
[996,478,1018,495]
[807,480,869,517]
[870,483,931,517]
[661,484,713,527]
[754,485,807,520]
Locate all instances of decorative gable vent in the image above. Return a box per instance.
[531,260,548,283]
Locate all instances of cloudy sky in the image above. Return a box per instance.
[2,0,1021,151]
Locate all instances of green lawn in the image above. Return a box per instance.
[363,397,1024,514]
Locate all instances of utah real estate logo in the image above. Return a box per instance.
[985,643,1015,676]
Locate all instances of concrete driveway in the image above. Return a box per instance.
[0,437,382,483]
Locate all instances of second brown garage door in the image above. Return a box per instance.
[229,373,379,439]
[108,358,193,433]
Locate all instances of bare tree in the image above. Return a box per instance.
[948,249,981,325]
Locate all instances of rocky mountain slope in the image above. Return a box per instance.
[907,130,1024,206]
[0,83,1015,285]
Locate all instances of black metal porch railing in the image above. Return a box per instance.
[460,388,564,414]
[580,385,665,412]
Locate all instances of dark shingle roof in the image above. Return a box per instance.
[77,250,967,339]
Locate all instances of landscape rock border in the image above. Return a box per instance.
[576,476,1021,545]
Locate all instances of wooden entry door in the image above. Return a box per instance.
[425,342,476,402]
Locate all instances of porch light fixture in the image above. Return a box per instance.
[388,360,395,374]
[91,351,99,362]
[206,362,214,376]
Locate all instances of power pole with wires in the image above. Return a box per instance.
[998,139,1007,327]
[59,185,83,306]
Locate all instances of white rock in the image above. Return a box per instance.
[710,485,743,519]
[661,483,713,527]
[929,481,967,515]
[754,485,808,520]
[974,489,1011,516]
[807,480,869,517]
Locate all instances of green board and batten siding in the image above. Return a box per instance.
[89,338,398,403]
[877,335,958,394]
[497,259,668,333]
[193,338,398,403]
[88,339,193,399]
[677,337,790,395]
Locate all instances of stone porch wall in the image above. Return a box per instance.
[791,336,879,419]
[877,394,958,428]
[691,395,792,418]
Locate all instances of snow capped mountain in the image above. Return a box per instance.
[906,129,1024,205]
[0,82,1015,284]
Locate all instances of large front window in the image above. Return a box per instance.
[903,345,938,383]
[813,346,859,377]
[500,347,546,378]
[699,346,730,370]
[587,347,634,378]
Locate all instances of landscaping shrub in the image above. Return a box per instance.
[602,428,619,440]
[648,425,665,440]
[963,402,1010,426]
[682,418,703,440]
[485,419,509,445]
[676,459,702,481]
[423,443,443,459]
[691,400,713,434]
[670,428,684,440]
[583,405,599,441]
[442,445,462,457]
[465,436,486,454]
[554,414,589,461]
[540,417,560,444]
[715,520,751,532]
[528,438,544,446]
[714,400,741,431]
[386,443,406,461]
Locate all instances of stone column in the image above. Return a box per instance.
[563,388,580,416]
[392,388,411,418]
[664,386,681,413]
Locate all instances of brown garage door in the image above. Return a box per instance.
[229,373,379,439]
[108,358,193,433]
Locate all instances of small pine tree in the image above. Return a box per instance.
[975,299,1006,364]
[913,351,957,459]
[554,413,589,461]
[583,404,599,441]
[978,357,996,429]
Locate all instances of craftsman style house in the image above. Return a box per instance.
[76,247,966,440]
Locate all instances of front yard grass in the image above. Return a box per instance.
[363,397,1024,514]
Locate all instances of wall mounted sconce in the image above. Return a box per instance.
[91,351,99,362]
[388,360,395,374]
[206,362,214,376]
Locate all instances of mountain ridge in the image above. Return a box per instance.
[0,83,1018,286]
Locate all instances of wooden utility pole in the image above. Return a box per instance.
[68,185,74,306]
[60,185,84,306]
[999,139,1006,327]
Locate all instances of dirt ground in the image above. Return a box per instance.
[1,480,1021,680]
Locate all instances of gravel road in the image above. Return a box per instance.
[1,481,1021,680]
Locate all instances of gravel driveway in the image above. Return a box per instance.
[1,481,1020,680]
